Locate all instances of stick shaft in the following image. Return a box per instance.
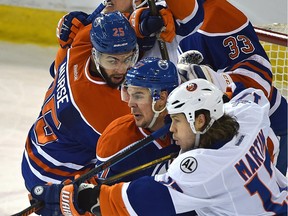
[73,123,170,185]
[147,0,170,60]
[86,2,105,22]
[103,152,178,185]
[11,123,170,216]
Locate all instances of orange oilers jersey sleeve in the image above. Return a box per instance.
[96,114,180,181]
[165,0,198,20]
[200,0,247,34]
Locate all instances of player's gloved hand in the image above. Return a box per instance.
[59,182,88,216]
[56,11,90,48]
[177,63,233,92]
[177,50,204,83]
[178,50,204,66]
[129,6,176,43]
[158,7,176,42]
[30,182,64,216]
[77,183,101,215]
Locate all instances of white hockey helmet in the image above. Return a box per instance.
[167,79,224,134]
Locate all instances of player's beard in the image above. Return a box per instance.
[100,66,127,89]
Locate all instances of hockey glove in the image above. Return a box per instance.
[30,183,63,216]
[178,50,204,66]
[177,64,234,92]
[77,183,101,215]
[60,183,89,216]
[56,11,90,48]
[129,6,176,43]
[177,50,204,83]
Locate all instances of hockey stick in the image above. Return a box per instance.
[86,1,105,22]
[147,0,170,60]
[91,152,178,215]
[11,123,171,216]
[72,122,171,185]
[103,152,178,185]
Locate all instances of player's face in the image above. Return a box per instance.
[104,0,143,13]
[99,52,135,87]
[126,86,155,127]
[170,113,195,152]
[126,86,167,130]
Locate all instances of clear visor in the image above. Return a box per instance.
[94,47,138,71]
[121,84,152,105]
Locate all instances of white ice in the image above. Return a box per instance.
[0,42,57,215]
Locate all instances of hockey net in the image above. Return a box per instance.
[254,24,288,99]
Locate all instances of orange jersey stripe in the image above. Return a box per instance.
[267,136,275,163]
[229,74,269,97]
[230,61,272,85]
[26,138,90,177]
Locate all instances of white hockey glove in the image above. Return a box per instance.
[178,50,204,65]
[178,64,234,92]
[177,50,234,91]
[177,50,204,82]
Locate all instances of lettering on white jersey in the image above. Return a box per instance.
[234,130,268,181]
[180,156,198,173]
[231,99,252,107]
[56,62,70,109]
[235,134,245,146]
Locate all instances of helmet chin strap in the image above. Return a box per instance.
[191,118,215,149]
[194,133,201,149]
[92,48,106,81]
[147,99,166,129]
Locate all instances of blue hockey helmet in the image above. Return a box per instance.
[124,57,179,100]
[90,11,138,54]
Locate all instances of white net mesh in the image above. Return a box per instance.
[255,23,288,99]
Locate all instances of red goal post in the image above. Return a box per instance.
[254,24,288,99]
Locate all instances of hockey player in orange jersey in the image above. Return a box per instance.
[96,57,180,182]
[21,11,138,204]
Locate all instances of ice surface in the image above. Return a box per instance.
[0,42,57,215]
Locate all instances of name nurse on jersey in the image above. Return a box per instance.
[56,62,69,109]
[235,130,272,181]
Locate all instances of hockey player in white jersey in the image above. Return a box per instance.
[30,79,287,216]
